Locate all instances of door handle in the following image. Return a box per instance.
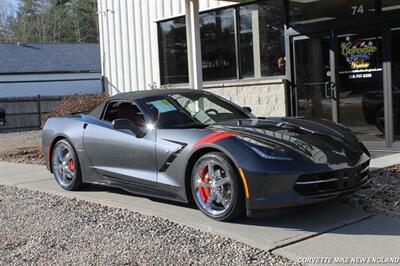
[83,123,88,129]
[325,82,336,99]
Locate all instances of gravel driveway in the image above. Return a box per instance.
[0,185,297,266]
[342,165,400,217]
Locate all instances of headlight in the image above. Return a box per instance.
[248,145,293,161]
[235,137,294,161]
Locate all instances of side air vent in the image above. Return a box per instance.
[159,142,187,172]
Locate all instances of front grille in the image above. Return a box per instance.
[294,161,369,196]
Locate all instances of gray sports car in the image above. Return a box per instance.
[42,89,370,221]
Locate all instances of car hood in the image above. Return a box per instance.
[210,117,368,166]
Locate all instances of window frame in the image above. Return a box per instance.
[200,7,238,81]
[157,16,189,85]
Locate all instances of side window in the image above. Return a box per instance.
[102,101,145,127]
[103,101,120,122]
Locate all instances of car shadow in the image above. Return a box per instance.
[80,184,400,238]
[81,183,197,209]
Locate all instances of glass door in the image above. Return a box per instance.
[336,29,384,142]
[292,29,386,144]
[292,33,337,121]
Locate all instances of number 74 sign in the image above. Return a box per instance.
[351,5,365,15]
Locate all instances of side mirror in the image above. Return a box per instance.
[0,108,5,126]
[112,119,146,138]
[243,106,252,114]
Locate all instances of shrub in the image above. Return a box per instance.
[41,93,109,127]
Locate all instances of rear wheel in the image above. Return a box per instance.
[52,139,83,191]
[191,152,245,221]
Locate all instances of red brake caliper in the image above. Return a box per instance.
[198,165,210,202]
[68,159,75,171]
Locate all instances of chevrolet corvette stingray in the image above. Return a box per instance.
[42,89,370,221]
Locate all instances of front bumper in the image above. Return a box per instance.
[245,160,371,216]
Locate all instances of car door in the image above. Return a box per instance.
[82,101,157,189]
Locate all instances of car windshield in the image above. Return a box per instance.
[141,92,252,129]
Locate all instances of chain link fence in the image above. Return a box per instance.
[0,77,103,162]
[0,95,62,160]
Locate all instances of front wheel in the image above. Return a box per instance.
[191,152,245,221]
[52,139,83,191]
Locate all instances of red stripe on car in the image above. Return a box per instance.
[193,132,224,147]
[193,131,235,148]
[207,132,235,144]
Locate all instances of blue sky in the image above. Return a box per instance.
[3,0,18,16]
[10,0,18,10]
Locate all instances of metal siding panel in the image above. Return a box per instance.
[158,0,165,19]
[115,1,125,93]
[172,0,182,16]
[163,0,170,17]
[150,0,161,87]
[120,0,132,91]
[199,0,208,10]
[103,0,113,94]
[142,0,153,90]
[107,0,118,95]
[98,0,239,94]
[134,1,146,91]
[178,0,183,14]
[97,0,105,77]
[127,0,139,90]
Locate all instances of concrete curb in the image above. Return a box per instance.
[370,153,400,171]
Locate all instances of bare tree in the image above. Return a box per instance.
[0,0,17,41]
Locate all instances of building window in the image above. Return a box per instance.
[239,1,285,78]
[159,17,189,84]
[158,0,286,85]
[200,8,237,81]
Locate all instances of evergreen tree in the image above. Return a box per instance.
[0,0,98,43]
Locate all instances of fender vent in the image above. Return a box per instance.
[159,141,187,172]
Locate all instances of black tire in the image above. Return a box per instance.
[191,152,245,221]
[51,139,83,191]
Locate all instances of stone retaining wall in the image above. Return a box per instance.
[204,79,287,117]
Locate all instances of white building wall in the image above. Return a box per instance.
[98,0,287,117]
[98,0,236,95]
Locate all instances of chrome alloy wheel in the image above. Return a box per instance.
[52,142,76,187]
[193,159,234,216]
